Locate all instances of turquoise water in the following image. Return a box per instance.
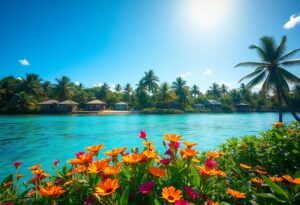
[0,113,295,180]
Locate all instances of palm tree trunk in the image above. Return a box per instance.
[277,91,283,122]
[280,89,300,123]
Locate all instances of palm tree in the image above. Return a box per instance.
[207,83,221,98]
[20,74,43,97]
[239,83,250,100]
[123,83,133,103]
[0,76,20,105]
[236,36,300,122]
[220,84,229,97]
[141,70,159,95]
[158,82,176,103]
[10,92,36,112]
[172,77,189,107]
[191,85,200,98]
[97,83,110,100]
[42,81,53,99]
[115,84,122,93]
[54,76,75,101]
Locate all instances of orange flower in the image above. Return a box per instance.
[192,158,201,164]
[143,141,154,146]
[207,199,219,205]
[3,181,13,187]
[29,164,42,170]
[39,185,65,196]
[87,160,109,174]
[255,169,267,175]
[251,177,263,184]
[47,182,54,187]
[75,165,87,173]
[104,166,121,175]
[239,163,251,170]
[198,166,226,177]
[256,166,266,171]
[16,174,25,180]
[148,167,167,177]
[27,191,36,197]
[269,176,284,183]
[163,134,182,142]
[272,122,283,127]
[105,147,127,157]
[183,141,197,148]
[282,175,300,184]
[288,129,295,133]
[122,153,144,164]
[161,186,183,203]
[68,153,94,165]
[180,148,199,158]
[142,150,159,159]
[66,170,76,176]
[207,151,220,159]
[64,178,77,186]
[95,178,119,196]
[227,188,246,199]
[86,144,104,155]
[32,169,45,175]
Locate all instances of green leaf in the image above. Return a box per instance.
[1,174,13,186]
[256,193,285,203]
[261,176,289,201]
[119,187,129,205]
[154,198,162,205]
[190,166,200,186]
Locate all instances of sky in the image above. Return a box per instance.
[0,0,300,92]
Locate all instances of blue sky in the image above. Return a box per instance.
[0,0,299,91]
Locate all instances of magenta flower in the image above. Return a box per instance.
[205,159,218,168]
[175,200,190,205]
[139,130,147,138]
[139,181,155,194]
[84,195,95,205]
[75,151,85,158]
[160,158,172,166]
[14,162,23,169]
[184,186,200,200]
[165,149,173,155]
[53,160,60,166]
[168,141,180,149]
[55,178,64,184]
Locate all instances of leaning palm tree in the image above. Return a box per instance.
[54,76,75,101]
[141,70,159,95]
[236,36,300,122]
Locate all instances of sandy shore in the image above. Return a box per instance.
[72,110,140,115]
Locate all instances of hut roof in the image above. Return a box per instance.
[115,101,127,105]
[58,100,79,105]
[205,100,221,105]
[38,99,59,105]
[86,100,106,105]
[235,103,250,106]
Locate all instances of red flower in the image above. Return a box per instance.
[165,149,173,155]
[139,130,147,138]
[175,200,190,205]
[14,162,23,169]
[184,186,200,200]
[3,202,13,205]
[53,160,60,166]
[160,158,172,166]
[169,142,180,149]
[205,159,217,168]
[139,181,155,194]
[75,151,85,158]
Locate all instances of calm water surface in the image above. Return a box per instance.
[0,113,295,180]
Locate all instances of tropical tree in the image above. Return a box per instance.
[141,70,159,95]
[115,84,122,93]
[0,76,20,106]
[19,73,43,98]
[236,36,300,122]
[157,82,176,103]
[123,83,133,104]
[207,83,221,98]
[54,76,75,101]
[136,79,150,108]
[9,92,36,112]
[220,84,229,97]
[172,77,189,107]
[191,85,200,98]
[42,81,53,99]
[97,83,110,101]
[239,83,251,101]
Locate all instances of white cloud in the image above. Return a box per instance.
[179,71,192,79]
[17,77,23,81]
[283,14,300,29]
[18,59,30,66]
[110,84,116,91]
[203,68,213,76]
[75,81,80,86]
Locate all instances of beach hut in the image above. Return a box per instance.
[115,102,128,110]
[85,100,107,111]
[38,99,59,113]
[58,100,79,112]
[235,103,251,112]
[204,100,222,112]
[193,103,205,110]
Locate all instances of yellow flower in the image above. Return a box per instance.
[39,185,65,196]
[122,153,144,164]
[29,164,42,170]
[192,158,201,164]
[32,169,45,175]
[161,186,183,203]
[183,141,197,148]
[86,144,104,155]
[251,177,263,184]
[142,150,159,159]
[95,178,119,196]
[282,175,300,184]
[104,166,121,175]
[105,147,127,157]
[180,148,199,159]
[163,134,182,142]
[269,176,284,183]
[207,151,220,159]
[47,182,54,187]
[239,163,251,170]
[68,153,94,165]
[142,141,154,146]
[148,166,167,177]
[16,174,25,180]
[64,178,77,186]
[76,165,87,173]
[227,188,246,199]
[87,160,109,174]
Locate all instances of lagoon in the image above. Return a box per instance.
[0,113,295,179]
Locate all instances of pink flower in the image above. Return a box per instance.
[139,181,155,194]
[14,162,23,169]
[160,158,172,166]
[205,159,217,168]
[184,186,200,200]
[175,200,190,205]
[165,149,173,155]
[56,178,64,184]
[169,142,180,149]
[75,151,85,158]
[53,160,60,166]
[139,130,147,138]
[84,195,95,205]
[3,202,13,205]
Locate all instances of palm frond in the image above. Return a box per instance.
[279,67,300,84]
[280,58,300,66]
[261,74,273,95]
[235,62,268,68]
[276,73,291,93]
[275,36,287,59]
[278,49,300,61]
[260,36,276,61]
[249,45,267,60]
[238,67,266,83]
[245,70,267,90]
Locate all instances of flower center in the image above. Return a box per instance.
[106,188,113,193]
[168,195,174,200]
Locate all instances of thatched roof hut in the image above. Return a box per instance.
[38,99,59,113]
[58,100,79,112]
[115,102,128,110]
[85,100,106,111]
